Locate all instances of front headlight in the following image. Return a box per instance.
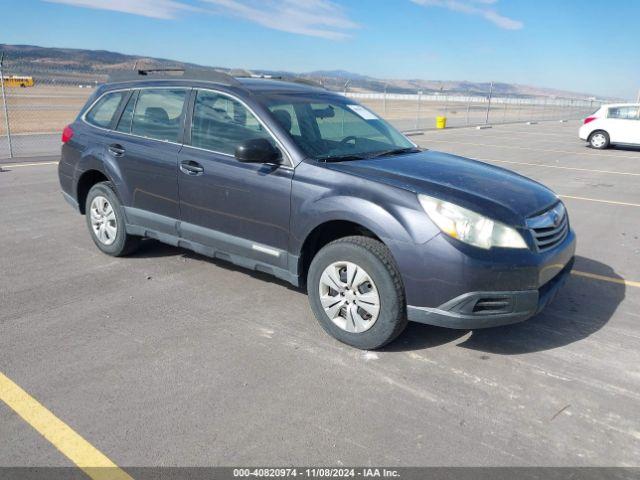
[418,194,527,250]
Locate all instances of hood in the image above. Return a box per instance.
[324,150,558,226]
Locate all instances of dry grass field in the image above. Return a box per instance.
[1,85,92,134]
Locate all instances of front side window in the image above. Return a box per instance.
[85,91,126,128]
[259,93,415,160]
[608,106,639,120]
[131,89,187,142]
[191,90,275,155]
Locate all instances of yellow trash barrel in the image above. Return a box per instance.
[436,116,447,129]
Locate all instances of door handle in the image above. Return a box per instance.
[180,160,204,176]
[108,143,125,157]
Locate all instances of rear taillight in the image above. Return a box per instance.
[61,125,74,143]
[583,116,597,125]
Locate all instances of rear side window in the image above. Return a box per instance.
[85,91,126,128]
[608,106,639,119]
[191,90,274,155]
[131,89,187,142]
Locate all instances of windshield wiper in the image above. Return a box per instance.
[366,147,421,159]
[319,154,368,162]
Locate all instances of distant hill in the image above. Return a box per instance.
[0,44,607,100]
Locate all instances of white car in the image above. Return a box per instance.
[579,103,640,149]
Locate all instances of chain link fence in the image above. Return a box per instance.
[0,55,600,159]
[346,91,599,132]
[0,57,105,159]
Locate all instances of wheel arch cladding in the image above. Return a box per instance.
[76,170,110,214]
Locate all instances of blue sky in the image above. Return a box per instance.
[2,0,638,98]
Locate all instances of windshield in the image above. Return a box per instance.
[257,92,417,161]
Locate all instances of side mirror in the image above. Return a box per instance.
[235,138,282,164]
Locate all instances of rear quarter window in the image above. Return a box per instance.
[608,106,640,119]
[85,91,126,129]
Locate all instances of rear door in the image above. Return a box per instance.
[177,89,293,273]
[606,105,640,144]
[107,87,189,234]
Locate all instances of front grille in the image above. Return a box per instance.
[527,203,569,252]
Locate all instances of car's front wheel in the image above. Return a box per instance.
[589,130,609,149]
[85,182,140,256]
[307,236,407,350]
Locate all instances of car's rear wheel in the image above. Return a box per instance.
[589,130,609,149]
[85,182,140,256]
[307,236,407,350]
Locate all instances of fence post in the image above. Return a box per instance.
[502,97,507,123]
[415,90,422,130]
[0,52,14,159]
[484,81,493,125]
[383,83,387,115]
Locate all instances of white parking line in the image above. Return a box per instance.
[425,139,640,159]
[559,195,640,207]
[1,161,59,168]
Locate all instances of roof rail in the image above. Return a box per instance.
[245,74,325,89]
[108,68,243,87]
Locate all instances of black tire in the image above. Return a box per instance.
[307,236,407,350]
[588,130,610,149]
[85,181,140,256]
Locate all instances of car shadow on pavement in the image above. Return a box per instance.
[130,242,624,355]
[385,256,625,354]
[585,144,640,153]
[129,238,303,292]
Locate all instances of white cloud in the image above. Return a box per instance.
[411,0,523,30]
[201,0,358,40]
[44,0,197,20]
[44,0,358,39]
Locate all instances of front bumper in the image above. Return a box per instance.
[399,223,576,329]
[407,257,574,329]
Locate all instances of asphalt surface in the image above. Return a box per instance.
[1,120,639,469]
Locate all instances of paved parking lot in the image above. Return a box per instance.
[1,120,639,472]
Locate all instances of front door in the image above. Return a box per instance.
[177,89,293,272]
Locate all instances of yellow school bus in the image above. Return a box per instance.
[2,76,35,87]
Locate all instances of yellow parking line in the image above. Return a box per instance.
[0,372,133,480]
[475,158,640,176]
[559,195,640,207]
[425,139,640,159]
[572,270,640,288]
[1,161,59,168]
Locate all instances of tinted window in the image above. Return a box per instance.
[608,106,639,119]
[191,90,274,155]
[131,89,187,142]
[115,91,137,133]
[85,91,125,128]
